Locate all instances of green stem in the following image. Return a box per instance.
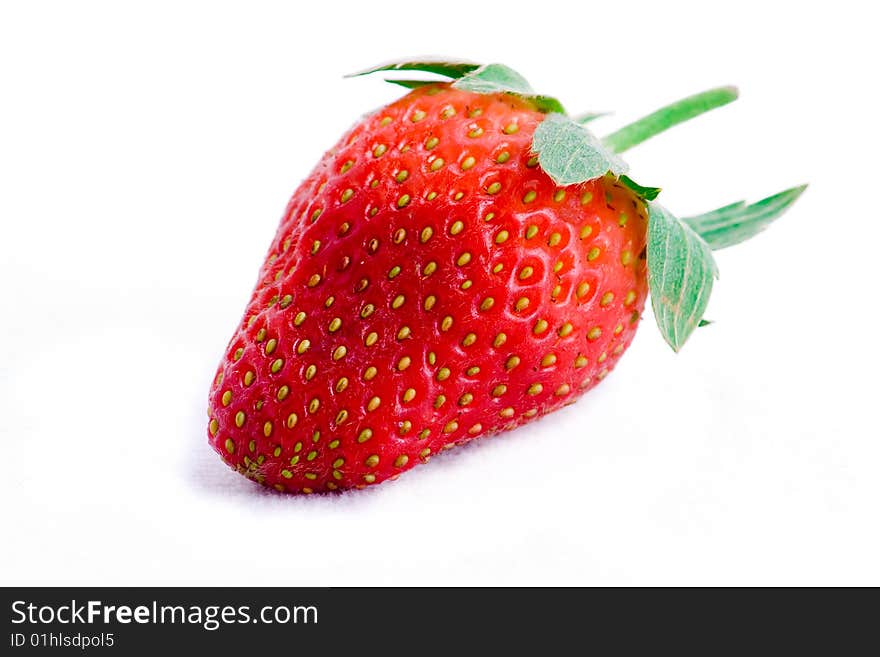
[603,86,739,153]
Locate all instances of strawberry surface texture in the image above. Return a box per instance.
[207,61,805,493]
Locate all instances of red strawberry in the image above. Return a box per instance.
[207,61,805,493]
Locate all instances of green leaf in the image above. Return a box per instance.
[452,64,566,114]
[346,59,480,79]
[349,60,565,114]
[619,175,661,201]
[603,86,739,153]
[647,203,719,352]
[531,113,628,186]
[530,95,566,115]
[452,63,535,94]
[383,79,438,90]
[683,185,807,250]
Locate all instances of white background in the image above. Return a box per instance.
[2,0,878,586]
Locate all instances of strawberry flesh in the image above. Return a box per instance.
[208,84,648,493]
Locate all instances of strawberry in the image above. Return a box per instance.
[207,60,805,493]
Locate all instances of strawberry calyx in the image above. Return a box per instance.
[346,59,481,79]
[350,58,807,351]
[452,64,566,114]
[682,185,808,250]
[619,176,661,201]
[348,59,565,114]
[531,113,629,184]
[603,86,739,153]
